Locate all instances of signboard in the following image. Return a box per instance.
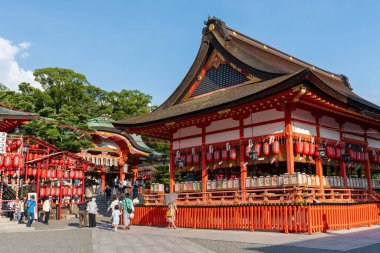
[0,132,7,154]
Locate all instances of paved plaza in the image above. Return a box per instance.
[0,218,379,253]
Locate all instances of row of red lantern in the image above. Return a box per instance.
[295,141,317,156]
[40,187,83,197]
[0,154,23,168]
[27,153,45,161]
[206,148,238,163]
[245,141,281,158]
[346,149,369,162]
[29,144,40,149]
[26,168,84,179]
[6,139,22,152]
[370,153,380,163]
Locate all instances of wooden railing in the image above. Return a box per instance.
[143,187,375,206]
[131,202,380,234]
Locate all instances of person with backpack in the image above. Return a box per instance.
[25,195,37,227]
[120,194,134,230]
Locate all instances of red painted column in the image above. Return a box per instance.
[285,109,294,174]
[315,115,324,197]
[364,133,372,190]
[239,119,247,195]
[169,130,175,193]
[101,171,106,191]
[201,126,208,195]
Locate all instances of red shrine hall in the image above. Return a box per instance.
[115,18,380,205]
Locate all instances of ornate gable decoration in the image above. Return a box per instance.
[184,50,261,101]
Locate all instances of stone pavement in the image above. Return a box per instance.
[0,218,379,252]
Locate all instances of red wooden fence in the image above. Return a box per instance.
[131,202,380,234]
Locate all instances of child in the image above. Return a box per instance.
[166,202,177,229]
[111,205,121,232]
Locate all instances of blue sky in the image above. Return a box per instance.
[1,0,380,106]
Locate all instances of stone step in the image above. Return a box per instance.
[0,227,34,233]
[0,224,29,229]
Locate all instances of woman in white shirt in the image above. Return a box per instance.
[87,198,98,227]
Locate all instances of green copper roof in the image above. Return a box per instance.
[88,116,114,128]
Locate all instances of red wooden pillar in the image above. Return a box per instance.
[364,132,372,190]
[239,119,247,195]
[315,114,324,197]
[119,165,124,182]
[169,130,175,193]
[201,126,208,196]
[285,109,294,174]
[101,171,106,191]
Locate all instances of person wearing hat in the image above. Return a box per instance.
[25,195,36,227]
[42,196,53,225]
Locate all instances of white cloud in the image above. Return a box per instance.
[0,38,40,90]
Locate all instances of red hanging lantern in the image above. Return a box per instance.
[27,153,33,161]
[77,187,83,195]
[46,188,51,196]
[15,139,22,147]
[51,169,57,178]
[193,153,199,165]
[40,188,45,197]
[64,170,70,179]
[27,167,33,176]
[206,152,213,163]
[32,168,37,176]
[309,143,315,156]
[364,152,369,161]
[50,188,56,196]
[67,188,72,196]
[348,149,354,161]
[254,143,261,157]
[78,171,83,179]
[214,150,220,162]
[41,169,47,179]
[303,142,310,155]
[70,170,75,179]
[221,149,228,161]
[55,188,60,197]
[314,145,320,157]
[186,154,192,166]
[6,139,13,146]
[57,170,63,179]
[4,155,12,167]
[73,187,78,196]
[62,187,68,196]
[229,148,237,160]
[263,142,270,156]
[64,159,69,165]
[11,143,17,151]
[352,150,357,161]
[295,141,303,154]
[13,155,21,167]
[272,141,280,155]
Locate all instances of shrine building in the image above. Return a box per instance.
[114,17,380,203]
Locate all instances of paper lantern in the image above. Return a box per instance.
[229,148,237,160]
[4,155,12,167]
[206,152,213,163]
[70,170,75,179]
[51,170,56,178]
[27,167,33,176]
[55,188,60,197]
[13,155,21,167]
[64,170,70,179]
[46,188,51,196]
[254,143,261,157]
[221,149,228,161]
[77,187,83,195]
[263,142,270,156]
[295,141,303,154]
[57,170,63,179]
[67,188,72,196]
[41,169,47,179]
[245,146,252,159]
[78,171,83,179]
[272,141,280,155]
[186,154,192,165]
[335,147,341,159]
[193,153,200,165]
[62,187,68,196]
[309,143,315,156]
[213,150,220,162]
[73,187,78,196]
[40,188,46,197]
[50,188,56,196]
[303,142,310,155]
[28,153,33,161]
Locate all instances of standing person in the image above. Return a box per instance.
[166,201,177,229]
[77,201,88,228]
[97,178,102,194]
[87,197,98,227]
[42,196,53,225]
[105,186,111,201]
[25,195,36,227]
[120,193,134,230]
[7,200,15,221]
[132,184,138,199]
[107,196,119,213]
[111,205,121,232]
[17,197,25,224]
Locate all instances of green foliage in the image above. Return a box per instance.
[0,67,155,153]
[152,165,184,187]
